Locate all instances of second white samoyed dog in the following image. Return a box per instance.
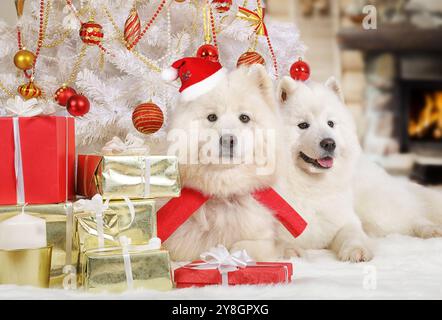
[276,77,373,262]
[277,76,442,262]
[164,65,289,261]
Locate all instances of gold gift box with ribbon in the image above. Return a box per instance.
[81,239,172,292]
[0,202,75,287]
[73,197,156,255]
[77,154,181,200]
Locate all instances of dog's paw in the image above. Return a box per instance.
[338,245,373,263]
[283,247,304,259]
[231,240,278,261]
[414,225,442,239]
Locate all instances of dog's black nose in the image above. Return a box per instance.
[320,138,336,152]
[220,134,237,148]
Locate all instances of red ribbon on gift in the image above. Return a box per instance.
[157,187,307,241]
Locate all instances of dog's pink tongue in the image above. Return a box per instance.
[317,157,333,168]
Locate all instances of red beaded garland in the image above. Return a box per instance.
[132,102,164,134]
[127,0,167,50]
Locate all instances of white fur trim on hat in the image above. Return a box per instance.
[180,68,227,102]
[161,67,178,82]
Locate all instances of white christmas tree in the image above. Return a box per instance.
[0,0,305,152]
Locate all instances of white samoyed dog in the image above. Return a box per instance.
[276,76,442,262]
[164,65,289,261]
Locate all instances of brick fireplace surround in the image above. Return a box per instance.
[338,25,442,184]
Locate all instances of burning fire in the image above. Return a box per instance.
[408,91,442,139]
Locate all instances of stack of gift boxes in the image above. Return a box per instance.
[0,114,296,291]
[0,115,181,291]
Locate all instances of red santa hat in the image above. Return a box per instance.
[161,57,227,102]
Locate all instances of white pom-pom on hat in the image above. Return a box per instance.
[161,67,178,82]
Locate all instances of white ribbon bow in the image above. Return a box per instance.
[74,194,137,249]
[6,96,43,117]
[5,96,43,204]
[188,245,255,286]
[101,133,149,155]
[101,133,151,197]
[119,236,162,291]
[74,194,110,248]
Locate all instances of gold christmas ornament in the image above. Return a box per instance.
[18,81,42,100]
[13,49,35,70]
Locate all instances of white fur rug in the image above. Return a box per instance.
[1,235,441,300]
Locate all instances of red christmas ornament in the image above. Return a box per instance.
[124,8,141,49]
[132,102,164,134]
[290,59,310,81]
[66,94,90,117]
[196,44,219,62]
[79,21,104,46]
[54,86,77,106]
[237,51,265,67]
[212,0,232,13]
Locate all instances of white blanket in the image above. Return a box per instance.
[1,235,441,300]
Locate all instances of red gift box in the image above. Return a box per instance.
[174,261,293,288]
[0,116,75,205]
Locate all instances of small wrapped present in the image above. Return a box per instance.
[0,202,75,287]
[0,97,75,205]
[0,247,52,288]
[174,245,293,288]
[81,237,172,292]
[73,195,157,254]
[76,135,181,199]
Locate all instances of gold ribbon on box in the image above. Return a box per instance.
[81,237,172,292]
[0,202,75,287]
[236,6,268,36]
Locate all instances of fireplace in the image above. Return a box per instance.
[400,81,442,153]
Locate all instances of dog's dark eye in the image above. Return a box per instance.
[207,114,218,122]
[239,114,250,123]
[328,121,334,128]
[298,122,309,129]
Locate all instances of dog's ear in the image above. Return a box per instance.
[325,77,344,102]
[276,76,303,105]
[247,64,276,109]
